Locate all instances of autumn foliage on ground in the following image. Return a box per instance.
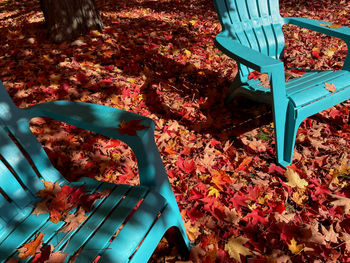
[1,0,350,262]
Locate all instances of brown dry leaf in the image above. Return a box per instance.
[342,232,350,252]
[189,245,206,263]
[32,200,50,216]
[308,222,326,245]
[17,232,44,259]
[37,180,61,199]
[321,224,338,243]
[59,207,88,233]
[324,82,336,92]
[284,168,308,189]
[225,236,252,263]
[320,23,342,29]
[257,73,270,88]
[330,194,350,214]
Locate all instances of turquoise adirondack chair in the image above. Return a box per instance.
[0,81,190,262]
[213,0,350,166]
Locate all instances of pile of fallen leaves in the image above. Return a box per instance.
[1,0,350,262]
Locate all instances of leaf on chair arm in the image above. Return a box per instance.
[117,119,149,136]
[319,23,342,29]
[324,82,336,92]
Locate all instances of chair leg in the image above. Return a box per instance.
[275,103,303,167]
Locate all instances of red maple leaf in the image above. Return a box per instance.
[118,119,149,136]
[245,209,266,226]
[176,157,196,174]
[248,71,261,80]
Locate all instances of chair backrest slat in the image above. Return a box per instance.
[0,127,43,198]
[214,0,285,82]
[0,160,34,208]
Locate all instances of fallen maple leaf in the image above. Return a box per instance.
[59,207,87,233]
[284,168,308,189]
[330,194,350,214]
[118,119,149,136]
[208,186,220,198]
[288,238,303,254]
[320,23,342,29]
[324,82,336,92]
[321,224,338,243]
[37,180,61,199]
[18,232,44,259]
[224,236,252,263]
[32,200,50,216]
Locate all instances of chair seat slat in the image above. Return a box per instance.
[0,213,49,262]
[76,190,167,262]
[60,186,145,259]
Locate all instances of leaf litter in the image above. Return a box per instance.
[1,0,350,262]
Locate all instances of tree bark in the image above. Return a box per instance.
[40,0,104,43]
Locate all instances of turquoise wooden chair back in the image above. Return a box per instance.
[213,0,285,82]
[0,91,65,241]
[213,0,350,166]
[0,82,191,262]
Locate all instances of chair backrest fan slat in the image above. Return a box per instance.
[214,0,285,82]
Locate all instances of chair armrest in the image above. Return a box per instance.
[215,32,283,73]
[284,17,350,42]
[26,101,167,190]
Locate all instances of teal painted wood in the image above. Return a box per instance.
[0,81,191,262]
[213,0,350,166]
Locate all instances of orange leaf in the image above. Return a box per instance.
[320,23,342,29]
[324,82,336,92]
[18,232,44,259]
[118,119,149,136]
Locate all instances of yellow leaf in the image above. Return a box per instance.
[43,55,51,61]
[288,238,303,254]
[184,49,191,58]
[284,168,308,189]
[189,20,197,25]
[91,30,101,36]
[225,236,252,263]
[208,186,220,198]
[324,46,338,57]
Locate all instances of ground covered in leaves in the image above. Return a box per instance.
[1,0,350,262]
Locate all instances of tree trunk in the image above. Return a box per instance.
[40,0,104,43]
